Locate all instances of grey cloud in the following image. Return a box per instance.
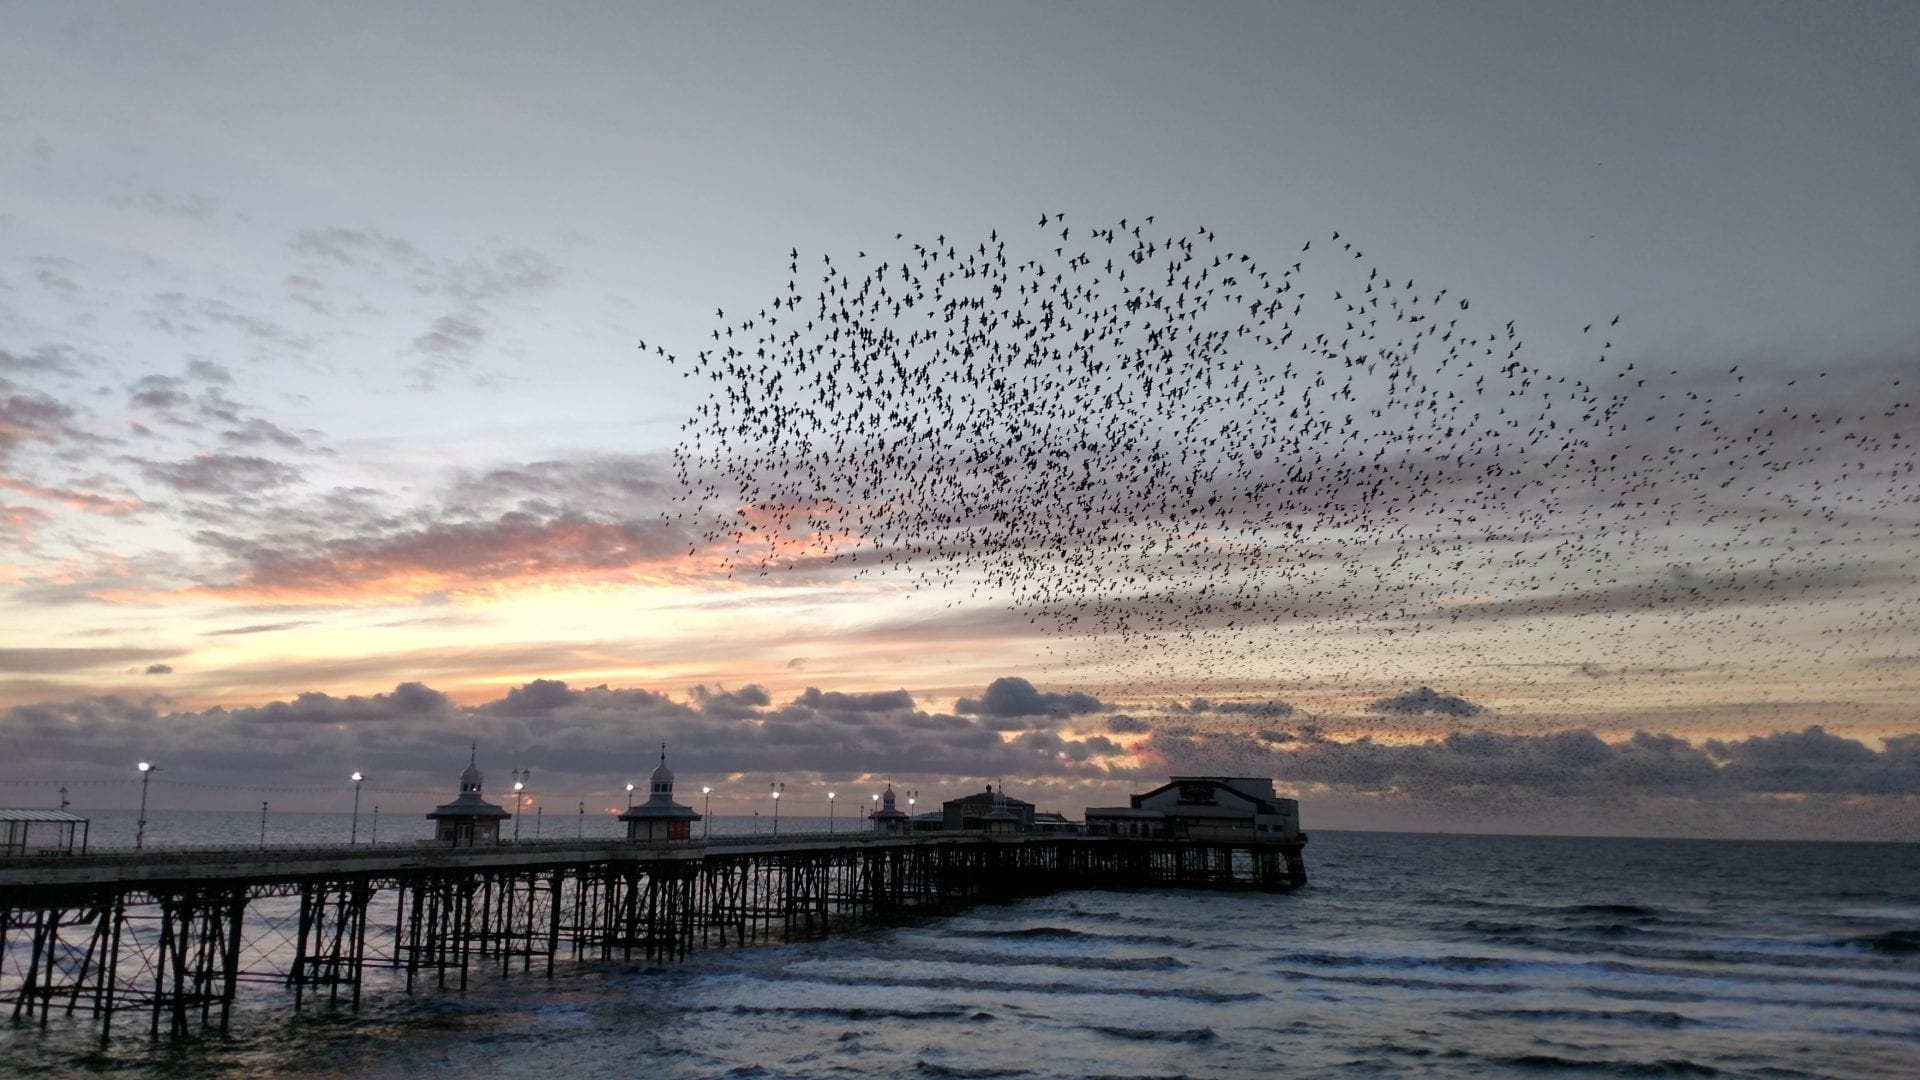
[32,256,81,295]
[129,374,191,411]
[412,314,487,356]
[954,676,1104,720]
[0,648,179,674]
[6,675,1912,825]
[488,677,600,715]
[113,189,219,221]
[1106,714,1151,734]
[289,227,424,269]
[427,249,558,305]
[185,359,235,385]
[1703,726,1918,795]
[143,664,173,675]
[1370,685,1483,717]
[0,677,1127,800]
[1140,725,1920,800]
[220,418,307,449]
[789,687,915,714]
[1188,697,1297,719]
[199,299,308,349]
[688,684,772,719]
[0,345,85,377]
[443,456,677,519]
[138,453,303,495]
[0,390,81,460]
[202,621,314,637]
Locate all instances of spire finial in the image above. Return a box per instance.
[660,741,667,766]
[470,743,477,766]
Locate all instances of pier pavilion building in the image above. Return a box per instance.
[1084,776,1301,841]
[942,784,1035,831]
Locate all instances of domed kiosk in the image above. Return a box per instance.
[869,783,910,835]
[620,745,701,843]
[426,747,510,846]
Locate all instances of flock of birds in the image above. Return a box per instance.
[651,214,1913,696]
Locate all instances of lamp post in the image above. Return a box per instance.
[349,772,366,844]
[371,805,380,844]
[908,789,918,830]
[260,801,268,850]
[578,800,585,838]
[871,792,879,820]
[511,769,529,842]
[770,781,784,836]
[135,762,158,850]
[828,791,836,833]
[626,781,635,809]
[702,786,712,839]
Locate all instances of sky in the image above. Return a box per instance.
[1,2,1916,839]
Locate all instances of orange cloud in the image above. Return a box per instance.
[98,516,743,606]
[1,503,51,540]
[726,500,869,564]
[0,476,145,516]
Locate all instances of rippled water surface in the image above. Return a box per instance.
[5,829,1917,1077]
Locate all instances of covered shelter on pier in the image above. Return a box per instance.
[620,746,701,843]
[426,750,510,846]
[0,808,89,855]
[868,784,910,834]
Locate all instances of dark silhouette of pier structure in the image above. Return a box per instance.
[1,830,1305,1041]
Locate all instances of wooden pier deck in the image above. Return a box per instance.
[1,830,1305,1041]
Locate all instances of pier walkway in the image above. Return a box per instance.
[1,830,1305,1041]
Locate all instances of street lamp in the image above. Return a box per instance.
[511,768,530,842]
[349,772,366,844]
[371,805,380,844]
[828,791,836,833]
[770,781,784,835]
[135,762,159,850]
[626,781,635,809]
[702,785,712,839]
[871,792,879,819]
[908,790,918,829]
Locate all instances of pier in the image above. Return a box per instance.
[1,830,1306,1042]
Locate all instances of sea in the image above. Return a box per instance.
[3,813,1917,1078]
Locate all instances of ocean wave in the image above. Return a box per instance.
[1499,1053,1720,1075]
[914,1062,1026,1079]
[1275,948,1507,969]
[943,926,1197,948]
[1482,932,1919,973]
[1087,1025,1217,1043]
[1457,1006,1706,1029]
[1273,967,1529,994]
[769,969,1265,1004]
[912,947,1186,973]
[1550,903,1664,919]
[1834,929,1920,956]
[728,1003,976,1022]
